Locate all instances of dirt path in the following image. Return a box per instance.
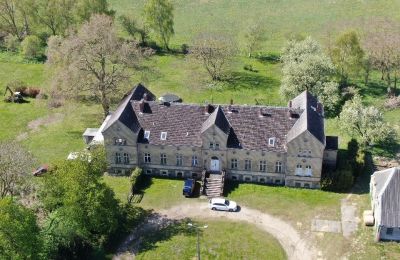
[115,202,319,260]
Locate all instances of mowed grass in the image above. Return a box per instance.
[110,0,400,52]
[225,182,343,225]
[135,220,286,260]
[102,174,131,203]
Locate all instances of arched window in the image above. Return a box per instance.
[275,161,282,173]
[295,164,303,176]
[305,165,312,176]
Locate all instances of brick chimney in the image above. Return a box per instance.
[228,99,233,113]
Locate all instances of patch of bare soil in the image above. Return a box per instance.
[16,113,65,141]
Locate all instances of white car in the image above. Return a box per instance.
[209,198,238,212]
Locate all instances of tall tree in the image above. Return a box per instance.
[0,198,42,259]
[47,14,150,118]
[39,149,120,258]
[339,95,395,146]
[74,0,114,22]
[0,0,30,40]
[144,0,174,50]
[189,33,235,81]
[0,141,35,199]
[119,14,149,45]
[330,30,364,85]
[363,19,400,96]
[280,37,340,116]
[25,0,75,36]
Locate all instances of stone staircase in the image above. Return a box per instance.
[204,170,226,198]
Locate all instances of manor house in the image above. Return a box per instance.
[98,84,337,190]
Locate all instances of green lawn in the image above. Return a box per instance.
[110,0,400,52]
[135,220,286,260]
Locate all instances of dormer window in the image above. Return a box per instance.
[115,138,126,145]
[160,132,167,140]
[268,137,275,147]
[144,130,150,140]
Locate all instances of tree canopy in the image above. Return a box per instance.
[0,197,42,259]
[339,95,396,146]
[144,0,174,50]
[280,37,340,116]
[47,14,150,117]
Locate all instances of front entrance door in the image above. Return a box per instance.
[210,157,220,171]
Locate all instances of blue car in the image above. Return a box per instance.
[183,179,195,197]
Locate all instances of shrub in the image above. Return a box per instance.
[21,35,43,60]
[384,96,400,110]
[321,167,354,192]
[4,34,20,52]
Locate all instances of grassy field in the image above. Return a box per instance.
[135,220,286,260]
[109,0,400,52]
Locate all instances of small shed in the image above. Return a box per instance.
[82,128,98,144]
[370,167,400,241]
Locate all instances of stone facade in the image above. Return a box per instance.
[100,84,336,189]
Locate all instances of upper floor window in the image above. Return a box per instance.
[144,130,150,140]
[192,155,198,166]
[275,161,282,173]
[160,132,167,140]
[295,164,303,176]
[144,153,151,163]
[305,165,312,176]
[244,159,251,171]
[123,153,130,164]
[231,158,238,169]
[115,138,126,145]
[268,137,275,147]
[176,154,183,166]
[160,153,167,165]
[259,160,267,172]
[115,152,122,164]
[209,142,220,150]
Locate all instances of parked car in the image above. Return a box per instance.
[33,165,48,177]
[182,179,195,197]
[208,198,238,212]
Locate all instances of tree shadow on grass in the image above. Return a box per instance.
[135,216,198,254]
[359,81,387,99]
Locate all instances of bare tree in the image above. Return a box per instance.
[189,33,235,81]
[0,141,35,199]
[242,20,264,57]
[47,14,152,118]
[363,19,400,96]
[0,0,30,40]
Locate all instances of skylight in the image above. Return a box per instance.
[268,137,275,147]
[144,130,150,140]
[160,132,167,140]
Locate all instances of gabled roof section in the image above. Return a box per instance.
[130,83,156,101]
[287,91,325,145]
[372,167,400,226]
[101,84,151,133]
[201,106,231,135]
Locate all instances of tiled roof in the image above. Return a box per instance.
[201,106,231,135]
[287,91,325,145]
[133,102,298,152]
[372,167,400,227]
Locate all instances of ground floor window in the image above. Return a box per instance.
[259,178,265,183]
[176,172,183,178]
[146,169,152,174]
[232,176,237,181]
[161,170,168,176]
[304,183,310,188]
[192,173,198,178]
[244,176,251,182]
[386,228,394,235]
[275,179,281,184]
[295,182,301,187]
